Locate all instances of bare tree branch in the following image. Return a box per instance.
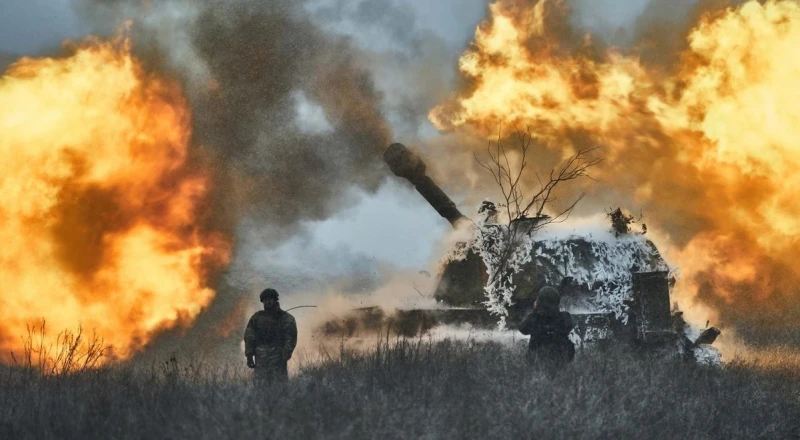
[472,127,601,322]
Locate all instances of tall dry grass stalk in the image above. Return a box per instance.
[9,319,109,376]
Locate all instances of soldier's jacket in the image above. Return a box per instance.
[244,309,297,368]
[519,309,575,361]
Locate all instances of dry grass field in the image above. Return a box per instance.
[2,337,799,439]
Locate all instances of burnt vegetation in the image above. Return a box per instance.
[2,338,800,439]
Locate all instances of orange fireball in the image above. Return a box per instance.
[433,0,800,334]
[0,34,230,363]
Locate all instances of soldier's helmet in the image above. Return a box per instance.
[536,286,561,311]
[259,288,279,302]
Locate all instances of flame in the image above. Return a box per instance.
[0,35,230,362]
[433,0,800,338]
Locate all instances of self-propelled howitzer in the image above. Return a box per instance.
[380,143,720,362]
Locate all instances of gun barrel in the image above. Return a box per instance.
[384,143,466,228]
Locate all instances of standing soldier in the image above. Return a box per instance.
[244,288,297,383]
[519,286,575,366]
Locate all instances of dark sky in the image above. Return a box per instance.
[0,0,88,54]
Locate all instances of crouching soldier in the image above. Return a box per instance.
[244,288,297,384]
[519,286,575,366]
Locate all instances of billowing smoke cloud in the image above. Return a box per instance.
[75,0,390,230]
[431,0,800,346]
[190,6,389,229]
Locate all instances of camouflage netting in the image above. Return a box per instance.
[534,233,672,320]
[438,219,673,324]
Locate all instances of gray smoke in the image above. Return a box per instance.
[74,0,389,233]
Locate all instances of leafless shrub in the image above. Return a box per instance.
[475,128,601,231]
